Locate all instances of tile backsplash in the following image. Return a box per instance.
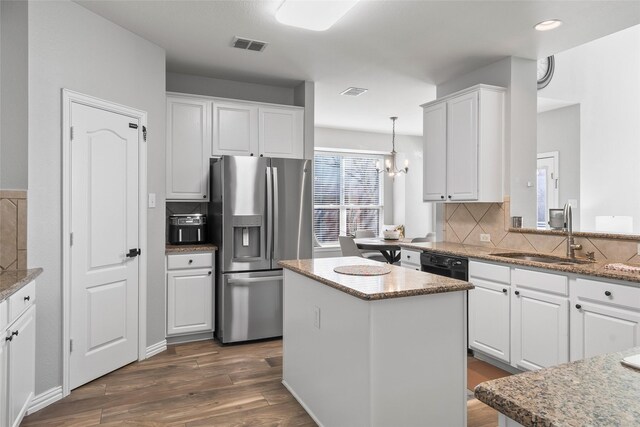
[443,197,640,263]
[0,190,27,270]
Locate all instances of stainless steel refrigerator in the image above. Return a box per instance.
[210,156,312,343]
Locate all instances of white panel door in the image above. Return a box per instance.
[70,102,139,390]
[468,277,510,363]
[422,102,447,201]
[570,302,640,361]
[446,92,478,201]
[167,269,213,336]
[166,97,210,200]
[7,305,35,427]
[259,107,304,159]
[512,289,569,371]
[211,101,258,156]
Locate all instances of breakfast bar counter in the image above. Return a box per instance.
[279,257,473,427]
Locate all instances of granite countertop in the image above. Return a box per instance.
[278,256,473,301]
[165,243,218,254]
[400,241,640,285]
[474,347,640,426]
[0,268,43,301]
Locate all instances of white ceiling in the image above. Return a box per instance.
[77,1,640,135]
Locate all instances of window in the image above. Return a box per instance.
[313,152,384,245]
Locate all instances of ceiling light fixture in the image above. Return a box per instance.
[275,0,360,31]
[534,19,563,31]
[376,117,408,178]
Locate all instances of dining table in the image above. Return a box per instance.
[354,237,405,264]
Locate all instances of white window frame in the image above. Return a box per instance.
[313,151,385,246]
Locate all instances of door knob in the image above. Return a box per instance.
[126,248,141,258]
[188,259,193,264]
[605,291,612,297]
[448,195,452,199]
[514,291,520,296]
[441,195,445,199]
[208,271,212,275]
[575,304,582,309]
[502,288,507,293]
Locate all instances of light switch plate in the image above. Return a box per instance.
[480,234,491,242]
[148,193,156,208]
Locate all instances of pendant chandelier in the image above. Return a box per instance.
[376,116,408,177]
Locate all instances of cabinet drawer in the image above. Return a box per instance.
[574,278,640,311]
[513,268,567,295]
[401,250,421,266]
[469,261,510,284]
[0,299,6,331]
[9,280,36,324]
[167,253,213,270]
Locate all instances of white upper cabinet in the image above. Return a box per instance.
[166,96,210,201]
[422,102,447,201]
[259,106,304,159]
[211,101,259,156]
[421,84,505,202]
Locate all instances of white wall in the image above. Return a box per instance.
[437,56,538,228]
[538,104,581,226]
[28,0,166,394]
[0,0,28,190]
[539,25,640,233]
[314,126,433,253]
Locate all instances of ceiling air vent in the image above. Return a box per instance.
[232,36,268,52]
[340,87,368,97]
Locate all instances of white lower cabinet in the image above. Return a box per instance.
[570,278,640,361]
[166,253,215,337]
[469,262,511,363]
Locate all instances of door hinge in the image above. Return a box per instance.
[70,232,74,246]
[70,339,73,352]
[142,125,147,142]
[70,126,74,140]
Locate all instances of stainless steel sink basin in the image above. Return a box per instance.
[490,252,594,265]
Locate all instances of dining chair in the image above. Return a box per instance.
[411,232,436,243]
[339,236,387,263]
[354,229,376,238]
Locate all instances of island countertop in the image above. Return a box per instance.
[400,241,640,285]
[278,257,473,301]
[474,347,640,426]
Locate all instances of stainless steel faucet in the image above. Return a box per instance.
[563,202,582,258]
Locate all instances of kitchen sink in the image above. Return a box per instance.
[490,252,594,265]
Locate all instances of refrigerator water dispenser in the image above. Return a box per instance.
[232,215,262,259]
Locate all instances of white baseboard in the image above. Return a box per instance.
[145,339,167,359]
[27,386,63,415]
[282,380,324,427]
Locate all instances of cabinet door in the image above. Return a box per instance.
[258,107,304,159]
[512,289,568,371]
[8,305,35,427]
[422,102,447,201]
[570,301,640,361]
[211,101,259,156]
[446,92,478,201]
[167,268,213,336]
[468,277,510,363]
[166,97,210,201]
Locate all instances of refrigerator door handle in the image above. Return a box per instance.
[266,166,273,260]
[227,276,284,286]
[272,167,279,259]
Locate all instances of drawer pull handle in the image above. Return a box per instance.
[502,288,508,293]
[407,255,411,259]
[605,291,612,297]
[11,330,18,337]
[188,260,193,264]
[208,271,212,275]
[514,291,520,296]
[24,295,30,302]
[576,304,582,310]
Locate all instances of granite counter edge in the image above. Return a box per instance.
[0,268,44,302]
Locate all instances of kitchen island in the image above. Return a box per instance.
[279,257,473,427]
[475,347,640,426]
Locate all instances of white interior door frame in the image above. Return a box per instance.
[537,151,560,207]
[61,89,148,397]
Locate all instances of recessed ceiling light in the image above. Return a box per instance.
[275,0,359,31]
[534,19,563,31]
[340,87,368,97]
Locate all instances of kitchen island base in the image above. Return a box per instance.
[282,268,468,427]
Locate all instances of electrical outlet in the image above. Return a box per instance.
[313,306,321,329]
[148,193,156,208]
[637,243,640,256]
[480,234,491,242]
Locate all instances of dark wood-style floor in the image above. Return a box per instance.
[23,339,508,426]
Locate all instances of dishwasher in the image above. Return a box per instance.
[420,251,471,351]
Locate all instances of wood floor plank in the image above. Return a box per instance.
[23,339,502,426]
